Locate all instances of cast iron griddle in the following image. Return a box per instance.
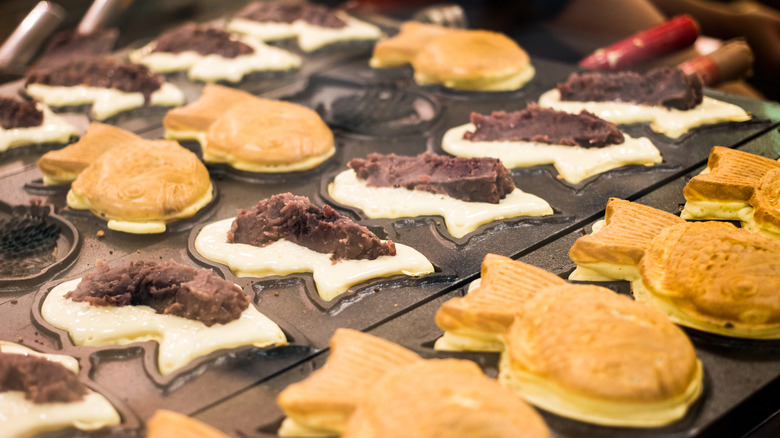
[0,35,778,438]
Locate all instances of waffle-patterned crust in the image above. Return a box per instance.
[569,198,684,267]
[640,221,780,332]
[277,329,421,434]
[435,254,565,335]
[504,283,698,404]
[683,146,780,202]
[750,168,780,234]
[344,359,549,438]
[147,410,230,438]
[70,140,210,221]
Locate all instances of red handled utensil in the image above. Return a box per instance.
[580,14,700,71]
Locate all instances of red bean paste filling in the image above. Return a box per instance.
[33,28,118,70]
[557,67,703,110]
[228,193,395,261]
[463,104,624,148]
[66,261,249,326]
[348,153,515,204]
[152,24,254,58]
[26,57,162,104]
[0,353,87,404]
[235,1,346,28]
[0,97,43,130]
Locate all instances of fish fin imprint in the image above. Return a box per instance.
[435,254,566,348]
[683,146,780,203]
[276,329,422,436]
[569,198,684,280]
[38,122,143,183]
[163,84,255,133]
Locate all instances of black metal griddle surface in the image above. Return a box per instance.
[0,42,779,438]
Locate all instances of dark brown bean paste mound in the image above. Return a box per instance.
[0,97,43,130]
[0,353,87,403]
[26,58,162,103]
[235,1,346,28]
[228,193,395,261]
[557,67,703,110]
[463,104,624,148]
[66,261,249,326]
[152,24,254,58]
[349,153,515,204]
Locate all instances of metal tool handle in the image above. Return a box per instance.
[0,1,66,68]
[77,0,128,35]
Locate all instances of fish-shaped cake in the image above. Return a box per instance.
[63,133,213,234]
[681,146,780,239]
[164,84,335,173]
[38,122,142,185]
[435,254,702,427]
[276,328,550,438]
[570,198,780,339]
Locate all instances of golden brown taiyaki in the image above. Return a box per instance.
[435,254,701,427]
[681,146,780,239]
[66,139,212,233]
[276,329,549,438]
[164,84,335,173]
[570,198,780,339]
[411,30,535,91]
[146,410,229,438]
[369,21,455,68]
[38,122,142,185]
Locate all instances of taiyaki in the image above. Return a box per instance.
[569,198,780,339]
[41,260,287,376]
[411,30,535,91]
[194,193,434,301]
[434,254,702,426]
[228,1,382,52]
[129,23,301,82]
[277,329,550,438]
[370,21,454,68]
[65,136,212,233]
[164,84,335,173]
[38,122,142,185]
[681,146,780,239]
[147,410,230,438]
[538,68,751,138]
[0,341,121,436]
